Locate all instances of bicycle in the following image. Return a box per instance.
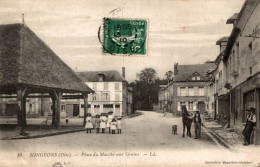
[40,117,52,129]
[40,117,63,129]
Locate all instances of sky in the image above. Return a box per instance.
[0,0,245,82]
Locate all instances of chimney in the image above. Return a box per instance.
[122,67,125,78]
[98,73,105,82]
[174,63,178,75]
[22,14,25,25]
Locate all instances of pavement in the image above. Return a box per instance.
[202,118,260,153]
[0,111,260,167]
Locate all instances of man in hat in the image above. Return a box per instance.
[242,108,256,145]
[193,110,202,139]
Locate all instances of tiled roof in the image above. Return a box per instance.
[0,24,93,93]
[77,70,125,82]
[174,63,216,82]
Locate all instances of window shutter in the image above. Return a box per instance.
[193,102,197,110]
[177,102,180,111]
[177,87,180,96]
[194,87,198,96]
[204,87,207,96]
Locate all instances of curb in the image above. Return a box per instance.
[202,124,237,152]
[2,128,86,140]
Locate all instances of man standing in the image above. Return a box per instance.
[242,108,256,145]
[193,110,202,139]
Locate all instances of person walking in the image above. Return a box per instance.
[117,117,122,134]
[193,110,202,139]
[95,114,101,133]
[100,113,107,133]
[242,108,256,146]
[85,113,93,133]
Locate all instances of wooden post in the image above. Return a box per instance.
[82,93,88,126]
[50,90,62,129]
[50,95,57,127]
[17,88,27,135]
[254,89,260,145]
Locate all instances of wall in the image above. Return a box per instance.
[172,82,209,115]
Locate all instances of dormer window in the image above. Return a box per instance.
[98,73,105,82]
[192,76,200,81]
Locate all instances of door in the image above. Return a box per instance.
[197,101,205,114]
[5,104,19,116]
[73,104,79,116]
[66,104,73,117]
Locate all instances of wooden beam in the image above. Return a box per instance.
[82,93,88,126]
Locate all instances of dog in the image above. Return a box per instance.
[172,125,177,135]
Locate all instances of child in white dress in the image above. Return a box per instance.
[85,113,93,133]
[117,117,122,134]
[100,113,107,133]
[110,118,117,134]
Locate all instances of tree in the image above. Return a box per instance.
[164,71,173,83]
[138,68,158,84]
[131,68,161,111]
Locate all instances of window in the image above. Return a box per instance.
[102,93,110,101]
[81,104,84,108]
[180,87,186,96]
[192,76,200,81]
[188,87,194,96]
[115,104,120,108]
[93,83,97,90]
[103,104,113,108]
[104,82,108,90]
[93,94,97,101]
[188,102,193,110]
[94,105,100,108]
[194,87,199,96]
[61,105,65,110]
[115,93,120,101]
[115,83,119,90]
[199,87,204,96]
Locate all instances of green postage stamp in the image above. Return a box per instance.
[103,18,147,55]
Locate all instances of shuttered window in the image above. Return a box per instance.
[188,102,193,110]
[194,87,199,96]
[177,102,181,111]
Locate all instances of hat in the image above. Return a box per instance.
[250,107,256,113]
[246,108,251,111]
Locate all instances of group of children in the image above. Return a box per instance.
[85,112,122,134]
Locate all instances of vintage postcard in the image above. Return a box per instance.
[0,0,260,166]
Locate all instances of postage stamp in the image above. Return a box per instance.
[102,18,147,55]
